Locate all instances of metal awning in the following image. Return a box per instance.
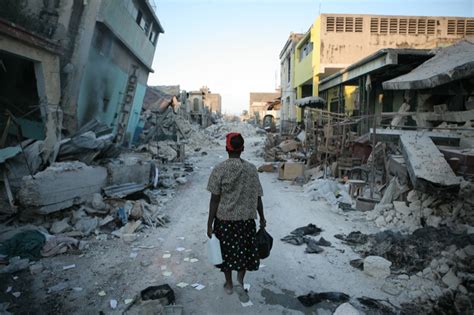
[295,96,326,108]
[318,48,433,92]
[383,41,474,90]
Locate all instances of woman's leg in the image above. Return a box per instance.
[237,270,246,286]
[224,270,233,288]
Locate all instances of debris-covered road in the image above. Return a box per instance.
[0,126,436,314]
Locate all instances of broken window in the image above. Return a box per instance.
[0,51,44,145]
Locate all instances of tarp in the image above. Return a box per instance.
[295,96,326,108]
[383,40,474,90]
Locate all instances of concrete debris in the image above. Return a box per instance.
[176,177,187,185]
[304,179,351,206]
[91,193,106,211]
[74,217,99,236]
[400,134,460,194]
[17,161,107,214]
[333,302,361,315]
[442,269,461,289]
[50,218,72,234]
[103,183,148,198]
[363,256,392,278]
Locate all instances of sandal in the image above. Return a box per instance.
[234,284,249,303]
[223,283,233,295]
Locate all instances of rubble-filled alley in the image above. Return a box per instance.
[1,117,474,314]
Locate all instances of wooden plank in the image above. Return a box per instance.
[400,134,460,194]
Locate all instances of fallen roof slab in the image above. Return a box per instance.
[370,128,460,147]
[383,40,474,90]
[400,134,460,194]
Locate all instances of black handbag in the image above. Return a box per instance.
[256,227,273,259]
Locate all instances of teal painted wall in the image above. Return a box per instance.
[98,1,155,67]
[77,48,127,131]
[125,82,146,144]
[77,47,147,143]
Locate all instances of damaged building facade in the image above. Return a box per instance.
[284,14,474,123]
[0,0,164,150]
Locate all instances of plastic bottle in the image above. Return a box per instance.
[207,234,223,265]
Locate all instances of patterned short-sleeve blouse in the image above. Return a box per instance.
[207,158,263,221]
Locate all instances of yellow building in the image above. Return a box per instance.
[292,14,474,121]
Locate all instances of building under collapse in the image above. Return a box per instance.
[0,0,164,161]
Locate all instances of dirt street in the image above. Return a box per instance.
[1,131,420,314]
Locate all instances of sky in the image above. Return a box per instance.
[148,0,474,115]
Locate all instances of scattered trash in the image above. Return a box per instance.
[176,282,188,288]
[130,252,138,259]
[62,264,76,270]
[191,283,205,290]
[124,298,134,305]
[176,247,185,252]
[241,300,254,307]
[11,292,21,298]
[162,271,172,277]
[190,258,199,263]
[48,282,69,294]
[98,290,106,296]
[5,287,12,293]
[73,287,83,292]
[163,254,171,259]
[110,299,118,309]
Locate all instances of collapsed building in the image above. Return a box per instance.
[262,40,474,313]
[0,0,165,211]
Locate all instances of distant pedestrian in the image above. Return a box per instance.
[207,132,266,302]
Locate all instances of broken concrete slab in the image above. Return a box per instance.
[370,128,460,146]
[363,256,392,278]
[17,162,107,214]
[333,302,361,315]
[103,183,148,198]
[400,134,460,194]
[106,156,151,186]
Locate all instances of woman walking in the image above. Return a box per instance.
[207,132,266,302]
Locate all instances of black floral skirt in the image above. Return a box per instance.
[213,218,260,272]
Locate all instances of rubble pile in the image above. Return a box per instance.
[205,121,266,140]
[336,226,474,313]
[364,179,474,232]
[262,133,305,162]
[139,108,218,161]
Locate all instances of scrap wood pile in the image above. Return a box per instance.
[261,133,306,163]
